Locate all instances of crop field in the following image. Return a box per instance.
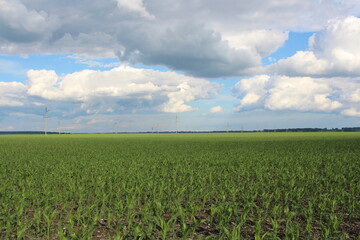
[0,133,359,239]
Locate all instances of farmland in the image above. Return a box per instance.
[0,133,359,239]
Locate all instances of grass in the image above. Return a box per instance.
[0,132,359,239]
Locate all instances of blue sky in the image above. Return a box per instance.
[1,0,360,132]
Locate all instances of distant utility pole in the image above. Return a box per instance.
[226,122,229,133]
[44,107,49,136]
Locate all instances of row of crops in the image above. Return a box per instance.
[0,133,359,239]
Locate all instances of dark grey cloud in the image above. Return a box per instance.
[117,23,259,77]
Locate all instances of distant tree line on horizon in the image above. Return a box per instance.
[1,127,359,135]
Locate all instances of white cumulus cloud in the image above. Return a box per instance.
[272,16,360,77]
[232,75,360,115]
[265,76,342,112]
[233,75,270,110]
[26,66,221,114]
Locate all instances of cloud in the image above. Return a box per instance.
[233,75,360,116]
[1,0,359,77]
[117,23,266,77]
[342,108,360,117]
[272,16,360,77]
[115,0,155,19]
[221,30,288,58]
[209,106,222,113]
[233,75,270,110]
[26,66,221,114]
[27,69,60,100]
[272,51,329,76]
[0,0,60,43]
[264,76,342,112]
[350,89,360,102]
[251,17,360,118]
[48,32,123,58]
[0,81,27,106]
[2,0,360,131]
[149,0,360,31]
[69,56,120,68]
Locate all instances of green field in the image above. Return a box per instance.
[0,133,359,239]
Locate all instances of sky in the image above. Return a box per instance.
[1,0,360,133]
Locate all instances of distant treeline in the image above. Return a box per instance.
[262,127,360,132]
[0,127,359,135]
[140,127,360,134]
[148,127,360,133]
[0,131,69,135]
